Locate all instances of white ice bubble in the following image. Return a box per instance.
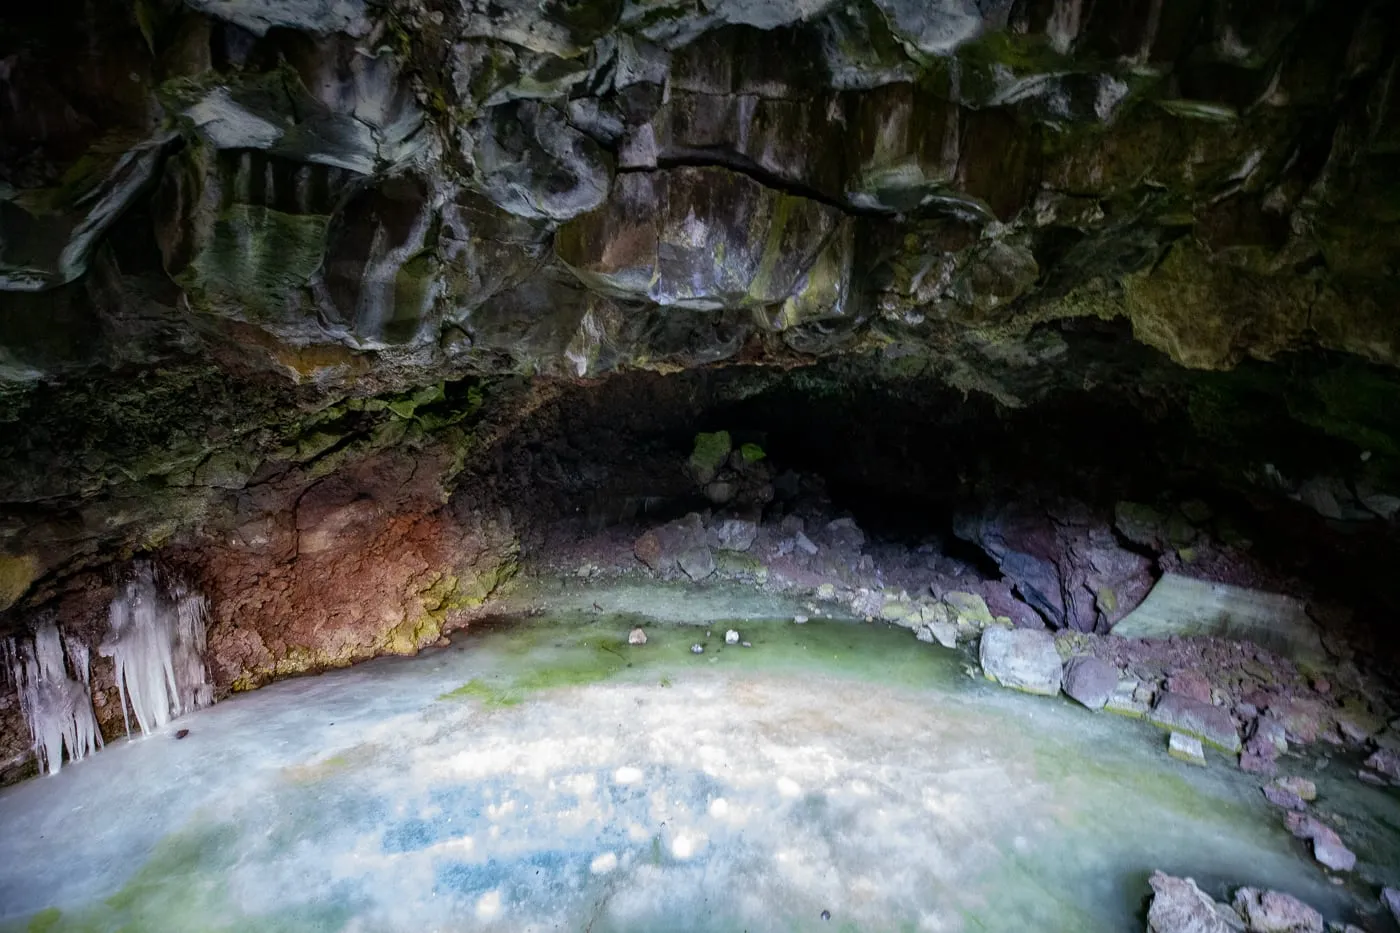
[475,890,502,920]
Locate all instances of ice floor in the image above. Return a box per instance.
[2,581,1398,933]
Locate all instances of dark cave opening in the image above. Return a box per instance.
[466,353,1400,653]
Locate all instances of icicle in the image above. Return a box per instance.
[99,561,214,737]
[170,579,214,713]
[7,621,102,775]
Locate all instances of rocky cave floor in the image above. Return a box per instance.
[5,364,1400,933]
[6,364,1400,931]
[0,579,1398,933]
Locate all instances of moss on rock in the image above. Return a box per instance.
[0,554,38,611]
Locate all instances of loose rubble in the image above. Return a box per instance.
[595,456,1400,892]
[1284,814,1356,873]
[1232,887,1324,933]
[1147,872,1331,933]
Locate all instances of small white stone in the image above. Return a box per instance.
[725,629,739,645]
[924,621,958,649]
[628,628,647,646]
[1168,731,1206,766]
[590,852,618,874]
[793,615,809,624]
[691,643,704,654]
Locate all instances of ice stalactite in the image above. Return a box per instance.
[4,621,103,775]
[100,561,214,737]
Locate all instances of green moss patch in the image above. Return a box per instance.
[688,430,732,483]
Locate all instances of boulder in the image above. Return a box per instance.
[824,517,865,551]
[1381,888,1400,924]
[1273,776,1316,802]
[1111,575,1328,665]
[1248,717,1289,758]
[710,517,758,552]
[1284,814,1356,872]
[677,546,716,581]
[1062,656,1119,710]
[1146,872,1241,933]
[1262,785,1307,811]
[635,513,713,580]
[1231,888,1323,933]
[979,627,1063,696]
[1149,693,1242,754]
[954,499,1153,632]
[943,591,997,630]
[1364,748,1400,782]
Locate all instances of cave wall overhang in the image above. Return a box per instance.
[2,0,1400,619]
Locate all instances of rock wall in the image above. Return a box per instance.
[5,0,1399,386]
[3,0,1400,753]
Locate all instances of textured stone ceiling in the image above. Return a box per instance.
[2,0,1399,618]
[3,0,1398,389]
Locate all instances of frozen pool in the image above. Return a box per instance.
[1,581,1397,932]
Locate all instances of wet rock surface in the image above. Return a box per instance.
[979,627,1063,696]
[1147,872,1239,933]
[1150,692,1243,755]
[1063,655,1119,710]
[1147,872,1366,933]
[1232,887,1325,933]
[1285,814,1357,873]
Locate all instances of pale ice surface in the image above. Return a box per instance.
[99,561,214,738]
[2,580,1398,932]
[3,622,102,776]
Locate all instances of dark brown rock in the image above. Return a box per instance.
[1150,693,1242,754]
